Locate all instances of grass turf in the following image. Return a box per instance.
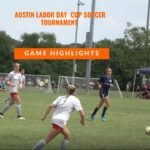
[0,90,150,150]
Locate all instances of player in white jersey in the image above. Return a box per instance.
[3,68,26,105]
[0,63,25,120]
[32,85,85,150]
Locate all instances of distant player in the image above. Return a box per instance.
[3,68,26,105]
[0,63,25,120]
[20,68,26,88]
[32,85,85,150]
[90,67,114,122]
[0,77,6,92]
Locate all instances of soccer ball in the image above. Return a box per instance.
[145,126,150,135]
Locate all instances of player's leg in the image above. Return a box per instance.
[13,94,25,119]
[61,126,70,150]
[90,99,104,121]
[32,125,61,150]
[0,98,14,118]
[3,97,10,105]
[45,125,61,143]
[101,96,110,121]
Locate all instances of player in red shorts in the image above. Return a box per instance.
[32,85,85,150]
[0,63,25,120]
[3,68,26,105]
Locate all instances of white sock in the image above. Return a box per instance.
[32,139,46,150]
[3,97,10,102]
[61,139,69,150]
[1,105,9,114]
[16,104,22,117]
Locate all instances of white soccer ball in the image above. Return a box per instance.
[145,126,150,135]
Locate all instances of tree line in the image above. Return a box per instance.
[0,23,149,90]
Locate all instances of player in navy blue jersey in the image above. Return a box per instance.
[90,67,114,122]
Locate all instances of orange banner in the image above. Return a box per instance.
[14,48,110,60]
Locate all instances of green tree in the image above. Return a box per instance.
[0,31,16,72]
[20,33,40,48]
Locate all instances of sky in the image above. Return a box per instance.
[0,0,148,44]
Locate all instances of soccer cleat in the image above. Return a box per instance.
[100,116,107,122]
[17,116,26,120]
[0,113,4,119]
[90,115,95,121]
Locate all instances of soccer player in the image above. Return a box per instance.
[20,68,26,88]
[32,85,85,150]
[0,77,7,92]
[0,77,6,92]
[0,63,25,120]
[90,67,114,122]
[3,68,26,105]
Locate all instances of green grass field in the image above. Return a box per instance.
[0,89,150,150]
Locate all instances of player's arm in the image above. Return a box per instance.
[109,84,113,87]
[7,80,15,87]
[22,81,25,88]
[74,99,85,126]
[22,76,26,88]
[41,97,59,121]
[18,77,23,89]
[98,77,104,89]
[6,73,15,87]
[79,110,85,126]
[109,78,114,87]
[98,83,102,89]
[41,104,54,121]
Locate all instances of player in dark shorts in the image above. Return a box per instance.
[90,67,114,122]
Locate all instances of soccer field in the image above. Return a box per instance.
[0,90,150,150]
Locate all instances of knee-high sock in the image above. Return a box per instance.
[61,139,69,150]
[16,104,22,117]
[101,106,108,117]
[1,105,9,114]
[32,139,46,150]
[3,97,10,104]
[91,107,99,116]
